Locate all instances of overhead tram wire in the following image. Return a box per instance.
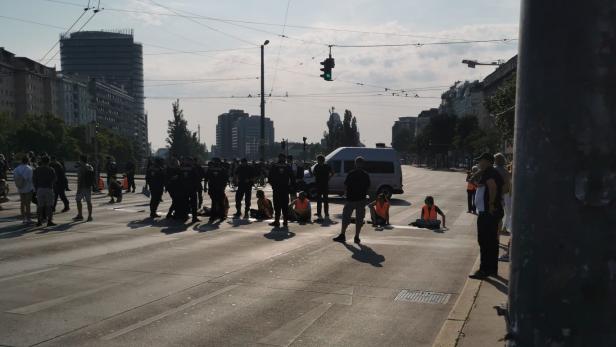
[38,1,92,63]
[145,0,257,46]
[0,15,66,30]
[269,0,293,96]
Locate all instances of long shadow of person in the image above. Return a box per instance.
[343,243,385,267]
[193,222,220,233]
[264,227,295,241]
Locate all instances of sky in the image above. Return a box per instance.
[0,0,520,151]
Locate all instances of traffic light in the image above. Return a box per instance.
[320,57,335,81]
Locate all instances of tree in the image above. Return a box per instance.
[342,110,360,147]
[392,128,413,153]
[166,99,208,161]
[485,74,516,144]
[9,114,79,159]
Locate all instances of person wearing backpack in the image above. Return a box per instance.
[73,155,95,222]
[13,156,34,224]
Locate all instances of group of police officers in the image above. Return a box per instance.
[145,153,302,225]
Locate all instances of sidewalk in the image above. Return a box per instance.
[434,234,510,347]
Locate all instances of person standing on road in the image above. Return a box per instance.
[146,157,166,218]
[494,153,512,233]
[179,157,201,223]
[268,154,295,228]
[13,156,34,224]
[105,156,117,192]
[312,155,334,222]
[165,159,181,219]
[233,158,254,219]
[125,160,136,193]
[33,156,57,227]
[73,155,95,222]
[50,157,70,213]
[469,152,504,280]
[333,156,371,244]
[204,158,229,223]
[466,166,478,214]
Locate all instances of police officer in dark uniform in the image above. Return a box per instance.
[194,157,205,210]
[146,157,166,218]
[233,158,254,219]
[268,153,295,228]
[179,157,201,223]
[204,157,229,223]
[165,159,181,219]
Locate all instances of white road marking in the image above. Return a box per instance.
[101,284,239,340]
[257,302,334,346]
[0,267,59,283]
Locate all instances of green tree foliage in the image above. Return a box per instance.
[424,113,457,154]
[166,99,208,161]
[322,109,361,150]
[485,74,516,144]
[9,114,79,159]
[392,127,413,153]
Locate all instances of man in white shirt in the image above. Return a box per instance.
[13,156,34,224]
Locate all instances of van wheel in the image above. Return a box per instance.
[377,186,393,200]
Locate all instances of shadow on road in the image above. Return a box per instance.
[343,243,385,267]
[264,227,295,241]
[484,275,509,295]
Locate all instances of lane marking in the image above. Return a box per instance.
[0,267,59,283]
[101,284,239,340]
[257,302,334,346]
[7,281,122,314]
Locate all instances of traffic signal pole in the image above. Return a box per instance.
[260,43,266,162]
[509,1,616,346]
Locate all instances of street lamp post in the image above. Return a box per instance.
[260,40,269,162]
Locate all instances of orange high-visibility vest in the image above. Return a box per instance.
[122,176,129,190]
[295,198,309,210]
[98,177,105,190]
[467,181,477,191]
[422,205,438,221]
[375,201,390,219]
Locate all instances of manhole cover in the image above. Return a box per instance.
[394,290,451,304]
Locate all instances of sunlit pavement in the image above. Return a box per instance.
[0,166,479,347]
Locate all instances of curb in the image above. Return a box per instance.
[432,256,482,347]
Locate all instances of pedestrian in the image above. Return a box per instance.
[204,158,229,223]
[287,155,298,200]
[233,158,254,219]
[268,153,295,228]
[466,166,479,214]
[250,189,273,220]
[312,154,334,222]
[125,160,136,193]
[333,156,371,244]
[469,152,504,279]
[195,157,205,210]
[146,157,166,218]
[165,159,181,219]
[410,196,446,229]
[180,157,201,223]
[0,153,9,209]
[13,156,34,224]
[73,155,95,222]
[108,175,123,203]
[33,156,57,227]
[368,193,390,230]
[105,156,117,193]
[494,153,512,233]
[289,191,311,223]
[50,156,70,213]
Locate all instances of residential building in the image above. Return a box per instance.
[215,109,249,159]
[55,73,95,126]
[440,80,489,126]
[483,55,518,97]
[0,48,16,118]
[88,78,135,140]
[232,115,274,160]
[392,116,417,145]
[60,30,147,156]
[415,108,439,136]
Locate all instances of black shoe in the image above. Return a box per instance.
[86,216,93,222]
[269,221,280,227]
[207,218,215,224]
[36,221,42,227]
[233,212,241,219]
[192,217,201,223]
[354,236,361,244]
[61,207,70,213]
[47,221,57,227]
[283,220,288,227]
[150,213,158,218]
[165,214,173,220]
[332,234,346,243]
[468,271,488,280]
[73,215,84,221]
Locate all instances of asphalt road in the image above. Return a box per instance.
[0,166,478,347]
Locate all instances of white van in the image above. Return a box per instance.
[304,147,404,198]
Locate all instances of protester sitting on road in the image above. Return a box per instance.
[251,189,273,220]
[108,175,123,204]
[289,191,311,223]
[368,193,390,229]
[410,196,446,230]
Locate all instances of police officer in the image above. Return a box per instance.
[204,157,229,223]
[165,159,181,219]
[105,156,117,192]
[233,158,254,219]
[146,157,166,218]
[268,153,295,228]
[179,157,201,223]
[194,157,205,210]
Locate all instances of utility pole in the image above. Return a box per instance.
[509,1,616,346]
[260,40,269,162]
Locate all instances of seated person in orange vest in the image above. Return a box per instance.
[250,189,274,220]
[410,196,446,229]
[288,191,311,223]
[108,175,123,204]
[368,193,390,228]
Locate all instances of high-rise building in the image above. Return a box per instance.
[215,109,249,159]
[233,115,274,160]
[60,30,147,156]
[88,78,135,140]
